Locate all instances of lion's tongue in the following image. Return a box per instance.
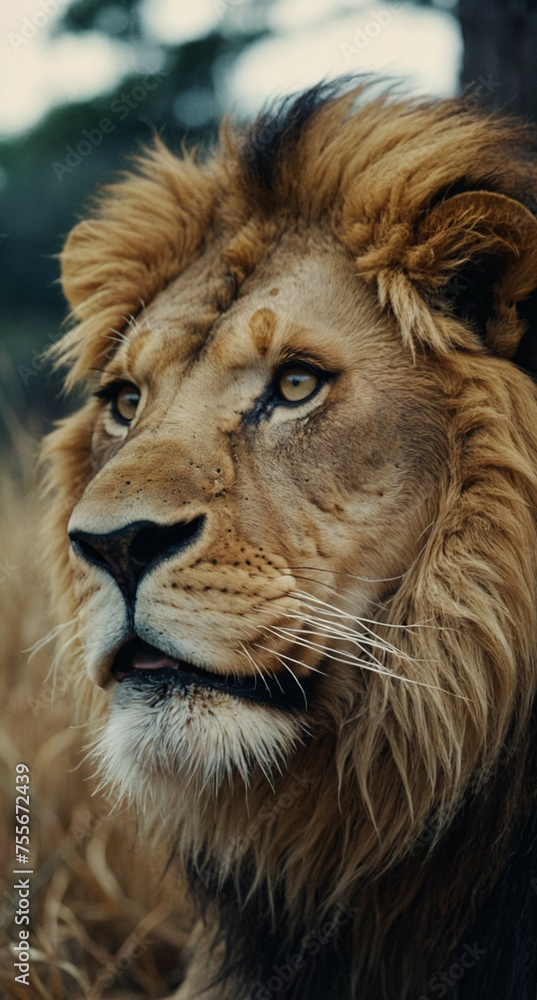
[132,645,180,671]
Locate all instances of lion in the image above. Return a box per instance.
[42,82,537,999]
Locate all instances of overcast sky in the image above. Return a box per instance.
[0,0,462,138]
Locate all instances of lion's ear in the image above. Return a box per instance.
[402,190,537,362]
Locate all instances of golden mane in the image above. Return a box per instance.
[55,84,537,379]
[43,83,537,998]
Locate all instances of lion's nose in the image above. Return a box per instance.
[69,516,205,602]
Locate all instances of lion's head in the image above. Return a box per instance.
[43,84,537,998]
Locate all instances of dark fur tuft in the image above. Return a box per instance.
[241,79,353,192]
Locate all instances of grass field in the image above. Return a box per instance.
[0,435,191,999]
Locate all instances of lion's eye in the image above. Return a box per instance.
[94,381,141,426]
[277,366,320,403]
[114,385,140,423]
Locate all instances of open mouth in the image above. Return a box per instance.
[111,638,313,711]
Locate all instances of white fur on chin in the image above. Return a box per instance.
[89,679,307,807]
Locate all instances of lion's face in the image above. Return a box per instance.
[66,230,441,794]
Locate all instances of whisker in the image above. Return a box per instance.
[416,519,435,544]
[25,617,78,658]
[262,620,389,666]
[294,590,444,641]
[259,635,457,695]
[299,615,419,665]
[257,647,309,709]
[290,582,445,632]
[254,603,419,663]
[288,565,405,585]
[105,327,130,346]
[256,629,328,677]
[255,640,397,685]
[125,313,143,337]
[238,642,271,695]
[287,574,392,617]
[138,299,151,331]
[261,627,393,677]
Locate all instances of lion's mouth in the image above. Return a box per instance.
[112,639,184,679]
[111,638,311,710]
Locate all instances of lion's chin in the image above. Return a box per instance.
[89,668,307,803]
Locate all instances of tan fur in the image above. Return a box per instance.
[42,85,537,996]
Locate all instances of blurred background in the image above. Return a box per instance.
[0,0,532,436]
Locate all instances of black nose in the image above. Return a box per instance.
[69,516,205,602]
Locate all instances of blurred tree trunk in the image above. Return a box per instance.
[459,0,537,121]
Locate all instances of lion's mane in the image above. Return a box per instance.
[43,83,537,999]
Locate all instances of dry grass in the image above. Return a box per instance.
[0,432,192,1000]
